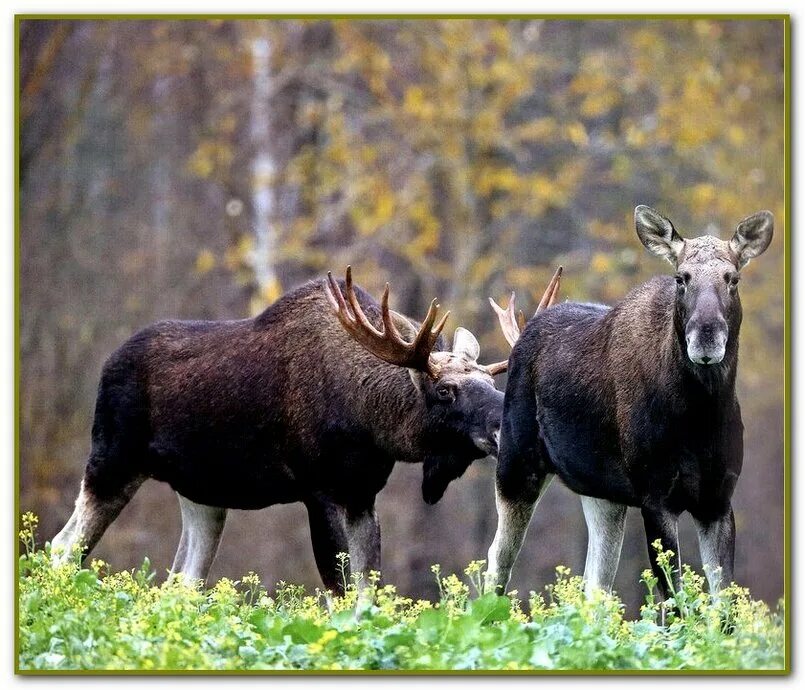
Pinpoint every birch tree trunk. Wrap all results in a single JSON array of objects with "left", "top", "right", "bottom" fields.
[
  {"left": 248, "top": 28, "right": 280, "bottom": 311},
  {"left": 150, "top": 73, "right": 172, "bottom": 303}
]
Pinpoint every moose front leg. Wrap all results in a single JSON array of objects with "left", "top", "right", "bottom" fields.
[
  {"left": 171, "top": 494, "right": 228, "bottom": 583},
  {"left": 693, "top": 506, "right": 735, "bottom": 593},
  {"left": 641, "top": 506, "right": 682, "bottom": 601},
  {"left": 305, "top": 496, "right": 350, "bottom": 594}
]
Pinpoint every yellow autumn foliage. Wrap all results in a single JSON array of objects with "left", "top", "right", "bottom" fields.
[{"left": 194, "top": 249, "right": 216, "bottom": 275}]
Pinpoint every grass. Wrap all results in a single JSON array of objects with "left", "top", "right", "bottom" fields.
[{"left": 17, "top": 513, "right": 785, "bottom": 672}]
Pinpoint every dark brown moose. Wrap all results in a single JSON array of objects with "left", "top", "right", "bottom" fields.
[{"left": 485, "top": 206, "right": 774, "bottom": 604}]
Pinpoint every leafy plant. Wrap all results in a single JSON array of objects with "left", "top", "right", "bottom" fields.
[{"left": 18, "top": 515, "right": 784, "bottom": 671}]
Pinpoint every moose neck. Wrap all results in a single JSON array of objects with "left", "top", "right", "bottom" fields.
[{"left": 357, "top": 364, "right": 432, "bottom": 463}]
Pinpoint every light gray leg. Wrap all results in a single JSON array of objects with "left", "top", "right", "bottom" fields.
[
  {"left": 345, "top": 507, "right": 380, "bottom": 578},
  {"left": 693, "top": 508, "right": 735, "bottom": 593},
  {"left": 171, "top": 520, "right": 189, "bottom": 575},
  {"left": 171, "top": 494, "right": 227, "bottom": 582},
  {"left": 485, "top": 474, "right": 554, "bottom": 593},
  {"left": 51, "top": 477, "right": 143, "bottom": 565},
  {"left": 580, "top": 495, "right": 627, "bottom": 596},
  {"left": 344, "top": 506, "right": 380, "bottom": 598}
]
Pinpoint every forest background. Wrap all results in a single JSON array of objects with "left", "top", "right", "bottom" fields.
[{"left": 19, "top": 18, "right": 785, "bottom": 614}]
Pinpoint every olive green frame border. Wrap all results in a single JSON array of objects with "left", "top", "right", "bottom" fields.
[{"left": 13, "top": 12, "right": 792, "bottom": 677}]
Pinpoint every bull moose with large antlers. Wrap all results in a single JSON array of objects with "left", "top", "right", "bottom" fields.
[
  {"left": 485, "top": 206, "right": 773, "bottom": 603},
  {"left": 51, "top": 267, "right": 560, "bottom": 592}
]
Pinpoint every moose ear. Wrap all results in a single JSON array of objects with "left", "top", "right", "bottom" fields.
[
  {"left": 421, "top": 455, "right": 473, "bottom": 505},
  {"left": 452, "top": 327, "right": 480, "bottom": 362},
  {"left": 389, "top": 309, "right": 419, "bottom": 342},
  {"left": 635, "top": 205, "right": 685, "bottom": 266},
  {"left": 729, "top": 211, "right": 774, "bottom": 268}
]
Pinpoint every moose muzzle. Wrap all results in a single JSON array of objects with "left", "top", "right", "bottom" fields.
[{"left": 685, "top": 314, "right": 728, "bottom": 365}]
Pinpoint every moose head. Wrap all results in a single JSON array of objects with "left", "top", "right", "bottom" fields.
[
  {"left": 635, "top": 205, "right": 773, "bottom": 367},
  {"left": 325, "top": 267, "right": 508, "bottom": 502}
]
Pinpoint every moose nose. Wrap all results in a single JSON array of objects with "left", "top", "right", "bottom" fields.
[
  {"left": 492, "top": 422, "right": 500, "bottom": 440},
  {"left": 487, "top": 418, "right": 502, "bottom": 446},
  {"left": 700, "top": 356, "right": 712, "bottom": 365}
]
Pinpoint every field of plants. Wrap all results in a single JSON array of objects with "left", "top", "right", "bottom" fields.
[{"left": 17, "top": 514, "right": 785, "bottom": 673}]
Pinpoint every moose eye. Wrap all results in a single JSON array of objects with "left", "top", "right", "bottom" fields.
[
  {"left": 436, "top": 385, "right": 454, "bottom": 401},
  {"left": 726, "top": 273, "right": 741, "bottom": 291},
  {"left": 674, "top": 272, "right": 690, "bottom": 289}
]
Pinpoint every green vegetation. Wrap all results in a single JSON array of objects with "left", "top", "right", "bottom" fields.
[{"left": 18, "top": 514, "right": 784, "bottom": 672}]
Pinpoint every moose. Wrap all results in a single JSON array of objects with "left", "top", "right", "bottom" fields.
[
  {"left": 485, "top": 206, "right": 774, "bottom": 603},
  {"left": 51, "top": 267, "right": 561, "bottom": 593}
]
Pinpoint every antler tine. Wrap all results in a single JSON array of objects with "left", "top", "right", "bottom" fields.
[
  {"left": 428, "top": 302, "right": 450, "bottom": 349},
  {"left": 485, "top": 360, "right": 509, "bottom": 376},
  {"left": 325, "top": 271, "right": 344, "bottom": 311},
  {"left": 416, "top": 298, "right": 438, "bottom": 342},
  {"left": 488, "top": 291, "right": 521, "bottom": 348},
  {"left": 485, "top": 268, "right": 563, "bottom": 376},
  {"left": 536, "top": 265, "right": 563, "bottom": 313},
  {"left": 546, "top": 268, "right": 562, "bottom": 307},
  {"left": 484, "top": 292, "right": 518, "bottom": 374},
  {"left": 379, "top": 282, "right": 406, "bottom": 344},
  {"left": 419, "top": 298, "right": 439, "bottom": 338},
  {"left": 487, "top": 292, "right": 511, "bottom": 319},
  {"left": 432, "top": 310, "right": 451, "bottom": 343},
  {"left": 410, "top": 298, "right": 450, "bottom": 356},
  {"left": 344, "top": 266, "right": 384, "bottom": 338}
]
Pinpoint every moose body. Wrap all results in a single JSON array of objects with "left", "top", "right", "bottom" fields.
[
  {"left": 486, "top": 206, "right": 773, "bottom": 600},
  {"left": 506, "top": 284, "right": 743, "bottom": 512},
  {"left": 52, "top": 271, "right": 508, "bottom": 592}
]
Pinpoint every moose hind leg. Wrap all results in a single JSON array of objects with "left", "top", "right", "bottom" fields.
[
  {"left": 486, "top": 361, "right": 554, "bottom": 595},
  {"left": 581, "top": 495, "right": 626, "bottom": 596},
  {"left": 171, "top": 495, "right": 227, "bottom": 582},
  {"left": 51, "top": 475, "right": 144, "bottom": 565},
  {"left": 486, "top": 474, "right": 553, "bottom": 594},
  {"left": 693, "top": 507, "right": 735, "bottom": 593}
]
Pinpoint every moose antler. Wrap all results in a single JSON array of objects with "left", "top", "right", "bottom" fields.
[
  {"left": 488, "top": 292, "right": 525, "bottom": 349},
  {"left": 485, "top": 266, "right": 563, "bottom": 374},
  {"left": 536, "top": 265, "right": 563, "bottom": 313},
  {"left": 325, "top": 266, "right": 450, "bottom": 378}
]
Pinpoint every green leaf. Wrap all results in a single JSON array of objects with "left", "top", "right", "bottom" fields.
[
  {"left": 282, "top": 619, "right": 323, "bottom": 645},
  {"left": 467, "top": 593, "right": 511, "bottom": 625}
]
